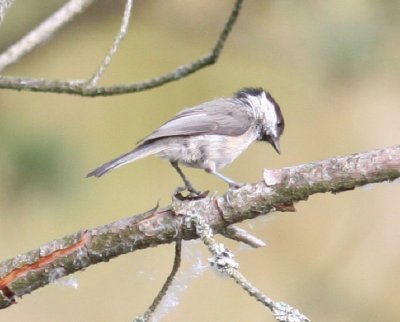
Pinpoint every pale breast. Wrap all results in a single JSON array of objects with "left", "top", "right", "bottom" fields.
[{"left": 155, "top": 128, "right": 258, "bottom": 170}]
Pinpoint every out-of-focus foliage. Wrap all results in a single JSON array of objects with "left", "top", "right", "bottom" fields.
[{"left": 0, "top": 121, "right": 74, "bottom": 203}]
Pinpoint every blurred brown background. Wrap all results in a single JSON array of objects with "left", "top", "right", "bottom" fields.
[{"left": 1, "top": 1, "right": 399, "bottom": 321}]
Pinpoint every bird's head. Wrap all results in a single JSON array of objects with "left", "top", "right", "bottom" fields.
[{"left": 235, "top": 87, "right": 285, "bottom": 154}]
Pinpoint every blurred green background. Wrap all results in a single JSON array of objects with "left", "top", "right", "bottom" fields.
[{"left": 1, "top": 1, "right": 399, "bottom": 321}]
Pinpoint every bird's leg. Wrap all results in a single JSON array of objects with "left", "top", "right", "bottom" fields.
[
  {"left": 205, "top": 166, "right": 244, "bottom": 189},
  {"left": 170, "top": 161, "right": 201, "bottom": 195}
]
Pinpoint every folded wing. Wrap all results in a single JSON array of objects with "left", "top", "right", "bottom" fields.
[{"left": 139, "top": 98, "right": 252, "bottom": 144}]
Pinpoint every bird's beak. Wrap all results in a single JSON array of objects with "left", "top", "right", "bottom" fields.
[{"left": 271, "top": 137, "right": 281, "bottom": 154}]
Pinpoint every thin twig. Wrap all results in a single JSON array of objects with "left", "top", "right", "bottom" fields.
[
  {"left": 134, "top": 239, "right": 182, "bottom": 322},
  {"left": 0, "top": 0, "right": 244, "bottom": 96},
  {"left": 86, "top": 0, "right": 133, "bottom": 87},
  {"left": 220, "top": 225, "right": 267, "bottom": 248},
  {"left": 185, "top": 211, "right": 310, "bottom": 322},
  {"left": 0, "top": 0, "right": 95, "bottom": 72}
]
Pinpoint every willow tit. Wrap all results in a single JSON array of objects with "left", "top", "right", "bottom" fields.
[{"left": 87, "top": 87, "right": 285, "bottom": 193}]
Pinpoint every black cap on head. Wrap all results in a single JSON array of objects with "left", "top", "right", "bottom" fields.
[{"left": 234, "top": 87, "right": 265, "bottom": 99}]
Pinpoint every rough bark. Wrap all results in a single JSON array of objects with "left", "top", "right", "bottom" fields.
[{"left": 0, "top": 145, "right": 399, "bottom": 309}]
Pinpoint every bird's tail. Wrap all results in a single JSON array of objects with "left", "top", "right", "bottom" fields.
[{"left": 86, "top": 143, "right": 162, "bottom": 178}]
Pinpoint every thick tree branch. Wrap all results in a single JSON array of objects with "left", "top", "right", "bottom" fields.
[
  {"left": 0, "top": 0, "right": 244, "bottom": 96},
  {"left": 0, "top": 145, "right": 399, "bottom": 309}
]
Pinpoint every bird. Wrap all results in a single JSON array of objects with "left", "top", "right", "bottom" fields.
[{"left": 87, "top": 87, "right": 285, "bottom": 194}]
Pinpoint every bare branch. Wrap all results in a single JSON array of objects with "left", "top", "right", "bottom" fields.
[
  {"left": 0, "top": 0, "right": 15, "bottom": 24},
  {"left": 0, "top": 145, "right": 399, "bottom": 309},
  {"left": 0, "top": 0, "right": 244, "bottom": 96},
  {"left": 186, "top": 210, "right": 310, "bottom": 322},
  {"left": 220, "top": 225, "right": 267, "bottom": 248},
  {"left": 134, "top": 239, "right": 182, "bottom": 322},
  {"left": 0, "top": 0, "right": 95, "bottom": 72},
  {"left": 86, "top": 0, "right": 133, "bottom": 87}
]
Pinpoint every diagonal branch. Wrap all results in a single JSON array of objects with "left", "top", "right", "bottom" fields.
[
  {"left": 0, "top": 0, "right": 244, "bottom": 96},
  {"left": 0, "top": 145, "right": 399, "bottom": 309},
  {"left": 0, "top": 0, "right": 15, "bottom": 24},
  {"left": 186, "top": 211, "right": 310, "bottom": 322},
  {"left": 134, "top": 239, "right": 182, "bottom": 322},
  {"left": 0, "top": 0, "right": 95, "bottom": 72},
  {"left": 85, "top": 0, "right": 133, "bottom": 87}
]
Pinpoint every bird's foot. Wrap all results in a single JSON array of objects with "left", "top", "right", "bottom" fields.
[
  {"left": 186, "top": 183, "right": 202, "bottom": 195},
  {"left": 228, "top": 181, "right": 245, "bottom": 189},
  {"left": 173, "top": 186, "right": 209, "bottom": 201}
]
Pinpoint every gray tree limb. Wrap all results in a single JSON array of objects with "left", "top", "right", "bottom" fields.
[
  {"left": 185, "top": 211, "right": 310, "bottom": 322},
  {"left": 0, "top": 0, "right": 15, "bottom": 24},
  {"left": 0, "top": 145, "right": 399, "bottom": 309},
  {"left": 0, "top": 0, "right": 244, "bottom": 96},
  {"left": 86, "top": 0, "right": 133, "bottom": 87},
  {"left": 0, "top": 0, "right": 95, "bottom": 71}
]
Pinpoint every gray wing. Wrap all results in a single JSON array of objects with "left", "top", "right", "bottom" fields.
[{"left": 139, "top": 98, "right": 252, "bottom": 144}]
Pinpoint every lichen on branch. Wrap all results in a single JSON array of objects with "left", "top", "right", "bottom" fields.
[{"left": 0, "top": 145, "right": 399, "bottom": 309}]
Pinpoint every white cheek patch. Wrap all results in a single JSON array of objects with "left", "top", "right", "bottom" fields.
[{"left": 260, "top": 91, "right": 278, "bottom": 135}]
